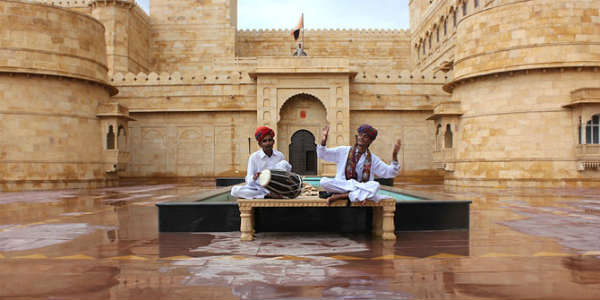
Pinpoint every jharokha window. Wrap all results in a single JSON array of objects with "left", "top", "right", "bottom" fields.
[
  {"left": 445, "top": 124, "right": 453, "bottom": 148},
  {"left": 107, "top": 125, "right": 115, "bottom": 150},
  {"left": 584, "top": 114, "right": 600, "bottom": 144}
]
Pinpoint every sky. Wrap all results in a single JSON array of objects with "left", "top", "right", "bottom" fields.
[{"left": 135, "top": 0, "right": 410, "bottom": 30}]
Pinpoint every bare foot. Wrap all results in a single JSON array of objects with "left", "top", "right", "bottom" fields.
[{"left": 326, "top": 193, "right": 349, "bottom": 205}]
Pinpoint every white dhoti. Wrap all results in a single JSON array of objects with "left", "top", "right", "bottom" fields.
[
  {"left": 320, "top": 177, "right": 390, "bottom": 203},
  {"left": 316, "top": 144, "right": 400, "bottom": 203},
  {"left": 231, "top": 184, "right": 270, "bottom": 199},
  {"left": 231, "top": 159, "right": 292, "bottom": 199}
]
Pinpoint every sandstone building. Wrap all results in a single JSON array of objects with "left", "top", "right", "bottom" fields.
[{"left": 0, "top": 0, "right": 599, "bottom": 191}]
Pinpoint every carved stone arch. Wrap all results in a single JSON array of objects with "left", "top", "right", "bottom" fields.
[
  {"left": 445, "top": 123, "right": 453, "bottom": 149},
  {"left": 278, "top": 92, "right": 328, "bottom": 116},
  {"left": 106, "top": 124, "right": 115, "bottom": 150}
]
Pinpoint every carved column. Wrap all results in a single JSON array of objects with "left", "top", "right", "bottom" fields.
[
  {"left": 239, "top": 205, "right": 255, "bottom": 241},
  {"left": 382, "top": 199, "right": 397, "bottom": 240}
]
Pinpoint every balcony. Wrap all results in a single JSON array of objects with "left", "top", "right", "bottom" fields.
[
  {"left": 432, "top": 148, "right": 455, "bottom": 171},
  {"left": 576, "top": 144, "right": 600, "bottom": 159},
  {"left": 576, "top": 144, "right": 600, "bottom": 171},
  {"left": 103, "top": 150, "right": 130, "bottom": 172}
]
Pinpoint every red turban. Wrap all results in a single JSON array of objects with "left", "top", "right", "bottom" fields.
[
  {"left": 357, "top": 124, "right": 378, "bottom": 140},
  {"left": 255, "top": 126, "right": 275, "bottom": 142}
]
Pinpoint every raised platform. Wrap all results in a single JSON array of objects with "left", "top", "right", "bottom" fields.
[
  {"left": 238, "top": 197, "right": 396, "bottom": 241},
  {"left": 156, "top": 184, "right": 471, "bottom": 233}
]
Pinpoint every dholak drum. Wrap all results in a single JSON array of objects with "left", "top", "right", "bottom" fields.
[{"left": 257, "top": 169, "right": 302, "bottom": 199}]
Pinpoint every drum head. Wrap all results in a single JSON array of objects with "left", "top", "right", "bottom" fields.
[{"left": 257, "top": 169, "right": 271, "bottom": 187}]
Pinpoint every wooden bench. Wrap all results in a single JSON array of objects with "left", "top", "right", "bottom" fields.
[{"left": 237, "top": 196, "right": 397, "bottom": 241}]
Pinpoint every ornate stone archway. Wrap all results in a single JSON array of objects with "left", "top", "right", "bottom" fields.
[
  {"left": 278, "top": 94, "right": 325, "bottom": 174},
  {"left": 251, "top": 57, "right": 356, "bottom": 175}
]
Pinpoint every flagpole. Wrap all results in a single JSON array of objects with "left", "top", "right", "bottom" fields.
[{"left": 301, "top": 13, "right": 304, "bottom": 51}]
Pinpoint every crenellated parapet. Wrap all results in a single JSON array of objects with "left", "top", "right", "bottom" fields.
[
  {"left": 109, "top": 69, "right": 449, "bottom": 86},
  {"left": 236, "top": 29, "right": 411, "bottom": 64},
  {"left": 109, "top": 71, "right": 255, "bottom": 86},
  {"left": 237, "top": 28, "right": 409, "bottom": 35},
  {"left": 25, "top": 0, "right": 94, "bottom": 7}
]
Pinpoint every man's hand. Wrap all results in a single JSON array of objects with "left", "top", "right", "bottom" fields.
[
  {"left": 253, "top": 172, "right": 260, "bottom": 181},
  {"left": 392, "top": 138, "right": 402, "bottom": 162},
  {"left": 321, "top": 125, "right": 329, "bottom": 146}
]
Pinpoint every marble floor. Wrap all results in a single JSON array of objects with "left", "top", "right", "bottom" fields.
[{"left": 0, "top": 180, "right": 599, "bottom": 299}]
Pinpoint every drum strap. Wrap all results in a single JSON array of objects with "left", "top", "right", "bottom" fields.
[{"left": 344, "top": 145, "right": 372, "bottom": 182}]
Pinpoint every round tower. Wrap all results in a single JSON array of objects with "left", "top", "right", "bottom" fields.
[
  {"left": 0, "top": 1, "right": 118, "bottom": 191},
  {"left": 445, "top": 0, "right": 600, "bottom": 187}
]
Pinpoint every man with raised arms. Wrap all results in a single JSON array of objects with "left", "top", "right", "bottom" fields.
[{"left": 317, "top": 124, "right": 402, "bottom": 205}]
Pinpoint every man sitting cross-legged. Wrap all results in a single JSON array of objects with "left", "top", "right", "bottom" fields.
[
  {"left": 317, "top": 124, "right": 402, "bottom": 205},
  {"left": 231, "top": 126, "right": 291, "bottom": 199}
]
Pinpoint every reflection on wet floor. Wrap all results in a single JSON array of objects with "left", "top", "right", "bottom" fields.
[{"left": 0, "top": 180, "right": 599, "bottom": 299}]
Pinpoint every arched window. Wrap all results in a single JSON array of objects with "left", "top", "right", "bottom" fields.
[
  {"left": 444, "top": 19, "right": 447, "bottom": 35},
  {"left": 474, "top": 0, "right": 479, "bottom": 8},
  {"left": 586, "top": 114, "right": 600, "bottom": 144},
  {"left": 428, "top": 34, "right": 432, "bottom": 50},
  {"left": 578, "top": 116, "right": 583, "bottom": 144},
  {"left": 453, "top": 9, "right": 457, "bottom": 27},
  {"left": 436, "top": 124, "right": 442, "bottom": 151},
  {"left": 423, "top": 40, "right": 426, "bottom": 55},
  {"left": 117, "top": 125, "right": 127, "bottom": 150},
  {"left": 106, "top": 125, "right": 115, "bottom": 150},
  {"left": 445, "top": 124, "right": 453, "bottom": 149},
  {"left": 436, "top": 26, "right": 440, "bottom": 43},
  {"left": 463, "top": 1, "right": 468, "bottom": 16}
]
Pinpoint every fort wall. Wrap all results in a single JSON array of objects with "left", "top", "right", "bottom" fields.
[
  {"left": 124, "top": 111, "right": 256, "bottom": 178},
  {"left": 236, "top": 29, "right": 411, "bottom": 70},
  {"left": 0, "top": 1, "right": 115, "bottom": 191},
  {"left": 444, "top": 0, "right": 600, "bottom": 187},
  {"left": 109, "top": 67, "right": 446, "bottom": 177},
  {"left": 449, "top": 69, "right": 600, "bottom": 187},
  {"left": 0, "top": 0, "right": 108, "bottom": 83},
  {"left": 454, "top": 0, "right": 600, "bottom": 81},
  {"left": 91, "top": 1, "right": 151, "bottom": 74},
  {"left": 149, "top": 0, "right": 237, "bottom": 72}
]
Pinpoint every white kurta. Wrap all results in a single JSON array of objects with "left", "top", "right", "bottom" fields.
[
  {"left": 231, "top": 149, "right": 291, "bottom": 199},
  {"left": 316, "top": 144, "right": 400, "bottom": 202}
]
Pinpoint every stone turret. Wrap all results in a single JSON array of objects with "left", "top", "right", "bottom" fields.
[
  {"left": 149, "top": 0, "right": 238, "bottom": 72},
  {"left": 0, "top": 0, "right": 126, "bottom": 191},
  {"left": 90, "top": 0, "right": 151, "bottom": 74},
  {"left": 444, "top": 0, "right": 600, "bottom": 187}
]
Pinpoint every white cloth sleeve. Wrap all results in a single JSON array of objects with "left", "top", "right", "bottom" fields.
[
  {"left": 274, "top": 160, "right": 292, "bottom": 172},
  {"left": 371, "top": 156, "right": 401, "bottom": 179},
  {"left": 316, "top": 144, "right": 341, "bottom": 163},
  {"left": 245, "top": 154, "right": 258, "bottom": 185}
]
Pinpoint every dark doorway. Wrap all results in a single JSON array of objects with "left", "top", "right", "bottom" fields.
[{"left": 289, "top": 130, "right": 317, "bottom": 175}]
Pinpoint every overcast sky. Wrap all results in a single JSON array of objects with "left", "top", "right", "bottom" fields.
[{"left": 135, "top": 0, "right": 410, "bottom": 30}]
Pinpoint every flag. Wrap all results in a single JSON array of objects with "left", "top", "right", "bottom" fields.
[{"left": 291, "top": 13, "right": 303, "bottom": 41}]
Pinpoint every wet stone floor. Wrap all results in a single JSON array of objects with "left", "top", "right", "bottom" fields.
[{"left": 0, "top": 180, "right": 599, "bottom": 299}]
